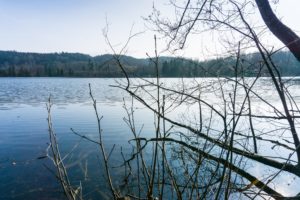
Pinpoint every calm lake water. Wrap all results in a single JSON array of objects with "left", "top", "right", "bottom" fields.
[
  {"left": 0, "top": 78, "right": 155, "bottom": 199},
  {"left": 1, "top": 77, "right": 300, "bottom": 199}
]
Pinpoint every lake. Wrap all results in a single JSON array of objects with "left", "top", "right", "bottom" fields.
[{"left": 1, "top": 77, "right": 300, "bottom": 199}]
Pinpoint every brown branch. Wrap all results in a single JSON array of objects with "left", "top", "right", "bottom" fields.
[
  {"left": 140, "top": 137, "right": 284, "bottom": 199},
  {"left": 255, "top": 0, "right": 300, "bottom": 61}
]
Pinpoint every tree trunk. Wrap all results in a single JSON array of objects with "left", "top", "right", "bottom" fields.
[{"left": 255, "top": 0, "right": 300, "bottom": 61}]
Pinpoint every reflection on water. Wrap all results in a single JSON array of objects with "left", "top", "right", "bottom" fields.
[
  {"left": 1, "top": 77, "right": 300, "bottom": 199},
  {"left": 0, "top": 77, "right": 129, "bottom": 105},
  {"left": 0, "top": 78, "right": 156, "bottom": 199}
]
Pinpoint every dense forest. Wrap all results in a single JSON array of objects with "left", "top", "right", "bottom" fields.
[{"left": 0, "top": 50, "right": 299, "bottom": 77}]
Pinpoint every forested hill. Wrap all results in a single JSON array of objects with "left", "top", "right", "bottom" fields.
[{"left": 0, "top": 50, "right": 300, "bottom": 77}]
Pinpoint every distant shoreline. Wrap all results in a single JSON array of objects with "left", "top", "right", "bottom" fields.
[{"left": 1, "top": 50, "right": 300, "bottom": 77}]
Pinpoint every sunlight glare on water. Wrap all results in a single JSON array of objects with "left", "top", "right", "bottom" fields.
[{"left": 1, "top": 77, "right": 300, "bottom": 199}]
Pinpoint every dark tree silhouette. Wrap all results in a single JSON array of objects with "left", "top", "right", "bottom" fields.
[
  {"left": 46, "top": 1, "right": 300, "bottom": 199},
  {"left": 255, "top": 0, "right": 300, "bottom": 61}
]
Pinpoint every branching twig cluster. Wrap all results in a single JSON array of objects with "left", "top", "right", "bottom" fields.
[{"left": 46, "top": 1, "right": 300, "bottom": 199}]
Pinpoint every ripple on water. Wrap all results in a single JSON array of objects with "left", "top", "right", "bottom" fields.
[{"left": 1, "top": 77, "right": 300, "bottom": 198}]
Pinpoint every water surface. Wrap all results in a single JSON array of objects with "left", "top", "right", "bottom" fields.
[{"left": 1, "top": 77, "right": 300, "bottom": 199}]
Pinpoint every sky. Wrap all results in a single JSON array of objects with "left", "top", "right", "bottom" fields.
[{"left": 0, "top": 0, "right": 299, "bottom": 59}]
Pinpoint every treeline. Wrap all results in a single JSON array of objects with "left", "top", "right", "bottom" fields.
[
  {"left": 0, "top": 50, "right": 299, "bottom": 77},
  {"left": 0, "top": 51, "right": 152, "bottom": 77}
]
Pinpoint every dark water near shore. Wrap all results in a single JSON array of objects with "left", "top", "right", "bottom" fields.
[
  {"left": 0, "top": 78, "right": 155, "bottom": 199},
  {"left": 1, "top": 77, "right": 300, "bottom": 199}
]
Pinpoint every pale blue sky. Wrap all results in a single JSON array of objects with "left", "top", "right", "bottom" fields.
[
  {"left": 0, "top": 0, "right": 299, "bottom": 59},
  {"left": 0, "top": 0, "right": 160, "bottom": 57}
]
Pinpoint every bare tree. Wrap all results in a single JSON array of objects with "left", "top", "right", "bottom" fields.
[
  {"left": 255, "top": 0, "right": 300, "bottom": 61},
  {"left": 119, "top": 0, "right": 300, "bottom": 199},
  {"left": 47, "top": 0, "right": 300, "bottom": 199}
]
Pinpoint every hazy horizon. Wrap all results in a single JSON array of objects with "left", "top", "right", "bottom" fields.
[{"left": 0, "top": 0, "right": 299, "bottom": 59}]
